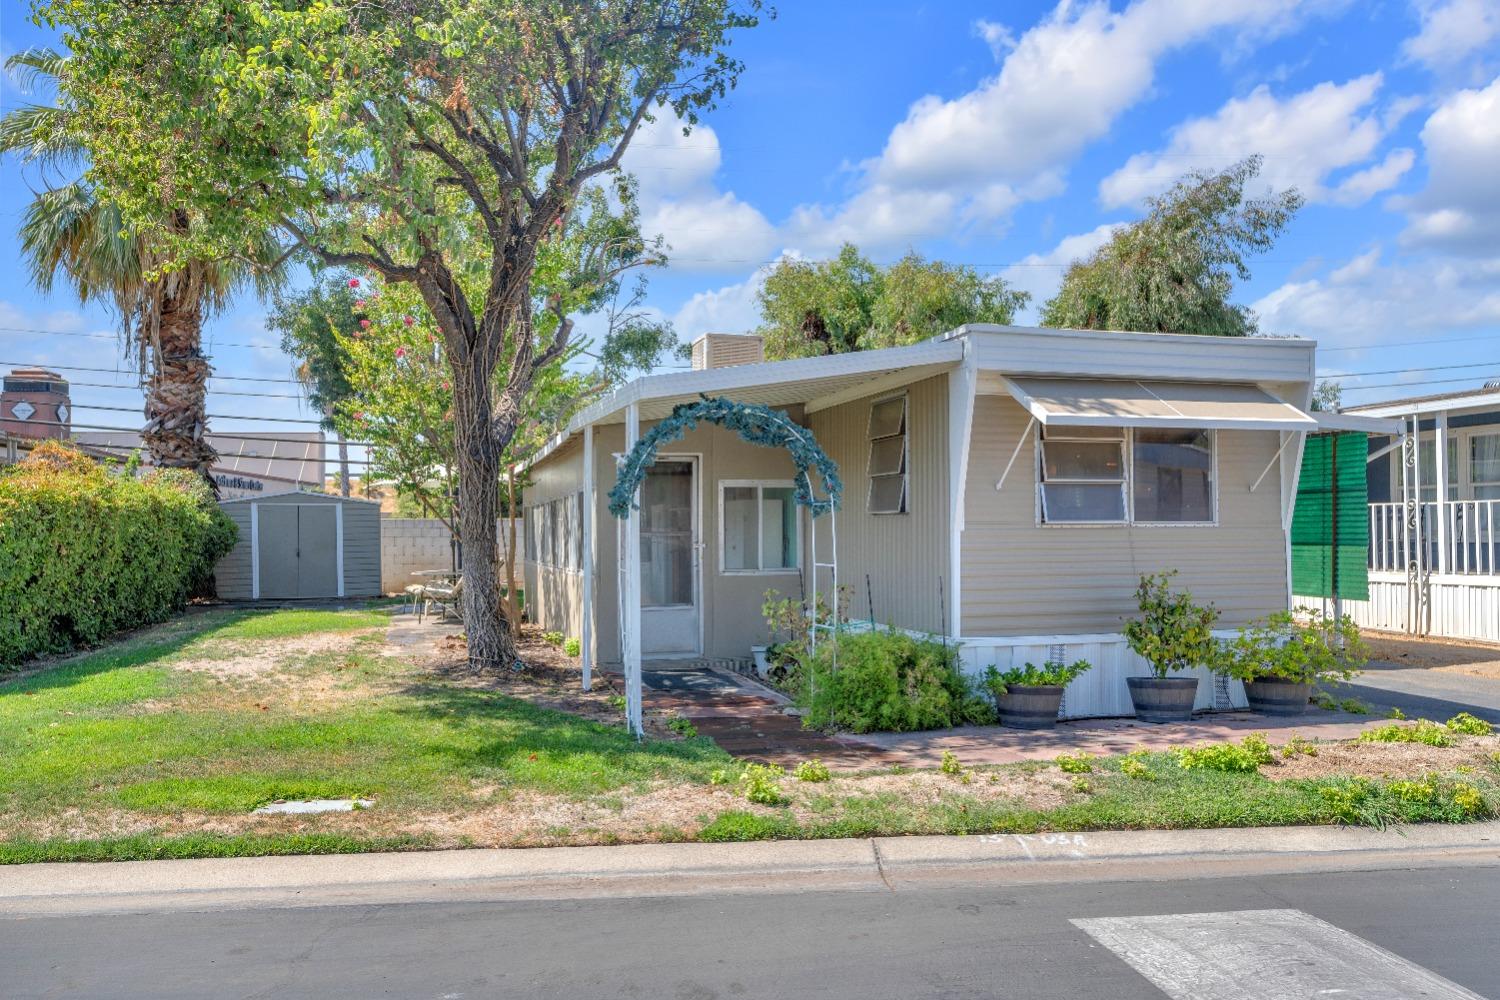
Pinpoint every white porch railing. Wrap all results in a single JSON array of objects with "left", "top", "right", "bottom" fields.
[{"left": 1369, "top": 499, "right": 1500, "bottom": 576}]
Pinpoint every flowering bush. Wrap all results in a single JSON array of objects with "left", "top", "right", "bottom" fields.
[
  {"left": 1217, "top": 608, "right": 1366, "bottom": 684},
  {"left": 0, "top": 443, "right": 236, "bottom": 665}
]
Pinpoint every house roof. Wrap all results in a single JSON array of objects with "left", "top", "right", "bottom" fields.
[
  {"left": 1344, "top": 385, "right": 1500, "bottom": 418},
  {"left": 528, "top": 324, "right": 1320, "bottom": 468}
]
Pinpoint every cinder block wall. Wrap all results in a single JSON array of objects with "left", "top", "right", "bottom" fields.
[{"left": 380, "top": 517, "right": 524, "bottom": 594}]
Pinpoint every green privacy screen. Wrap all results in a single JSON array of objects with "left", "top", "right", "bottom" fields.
[{"left": 1291, "top": 432, "right": 1370, "bottom": 600}]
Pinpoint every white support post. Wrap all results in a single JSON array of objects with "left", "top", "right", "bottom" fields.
[
  {"left": 1435, "top": 410, "right": 1449, "bottom": 575},
  {"left": 581, "top": 423, "right": 595, "bottom": 692},
  {"left": 947, "top": 342, "right": 977, "bottom": 639},
  {"left": 623, "top": 403, "right": 643, "bottom": 738},
  {"left": 250, "top": 503, "right": 260, "bottom": 600},
  {"left": 334, "top": 502, "right": 345, "bottom": 598}
]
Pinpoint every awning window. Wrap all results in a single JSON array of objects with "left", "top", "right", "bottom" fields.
[{"left": 1004, "top": 376, "right": 1316, "bottom": 432}]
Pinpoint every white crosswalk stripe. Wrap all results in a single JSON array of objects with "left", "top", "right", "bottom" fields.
[{"left": 1072, "top": 908, "right": 1488, "bottom": 1000}]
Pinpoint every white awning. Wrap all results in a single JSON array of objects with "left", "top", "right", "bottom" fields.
[
  {"left": 1003, "top": 376, "right": 1318, "bottom": 432},
  {"left": 1310, "top": 411, "right": 1403, "bottom": 435}
]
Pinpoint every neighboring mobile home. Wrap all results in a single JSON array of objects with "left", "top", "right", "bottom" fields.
[
  {"left": 1317, "top": 384, "right": 1500, "bottom": 642},
  {"left": 523, "top": 324, "right": 1361, "bottom": 722}
]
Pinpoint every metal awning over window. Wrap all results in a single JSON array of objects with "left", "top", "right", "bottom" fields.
[{"left": 1003, "top": 376, "right": 1317, "bottom": 432}]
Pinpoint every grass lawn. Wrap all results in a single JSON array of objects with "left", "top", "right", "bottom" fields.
[{"left": 2, "top": 608, "right": 1498, "bottom": 863}]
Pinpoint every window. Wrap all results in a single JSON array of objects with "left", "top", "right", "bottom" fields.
[
  {"left": 1133, "top": 429, "right": 1214, "bottom": 523},
  {"left": 1396, "top": 436, "right": 1459, "bottom": 501},
  {"left": 1473, "top": 433, "right": 1500, "bottom": 500},
  {"left": 1038, "top": 426, "right": 1218, "bottom": 525},
  {"left": 1039, "top": 427, "right": 1126, "bottom": 523},
  {"left": 720, "top": 481, "right": 799, "bottom": 573},
  {"left": 867, "top": 395, "right": 908, "bottom": 514}
]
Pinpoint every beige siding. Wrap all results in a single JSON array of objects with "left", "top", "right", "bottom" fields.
[
  {"left": 807, "top": 375, "right": 950, "bottom": 635},
  {"left": 961, "top": 394, "right": 1289, "bottom": 636},
  {"left": 213, "top": 504, "right": 255, "bottom": 600},
  {"left": 523, "top": 437, "right": 586, "bottom": 639}
]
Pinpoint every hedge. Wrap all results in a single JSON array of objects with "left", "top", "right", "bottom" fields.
[{"left": 0, "top": 442, "right": 237, "bottom": 666}]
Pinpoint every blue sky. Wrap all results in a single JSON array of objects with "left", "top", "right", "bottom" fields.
[{"left": 2, "top": 0, "right": 1499, "bottom": 452}]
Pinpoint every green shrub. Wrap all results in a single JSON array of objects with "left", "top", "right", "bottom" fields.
[
  {"left": 708, "top": 768, "right": 732, "bottom": 786},
  {"left": 542, "top": 631, "right": 564, "bottom": 647},
  {"left": 1358, "top": 720, "right": 1452, "bottom": 747},
  {"left": 983, "top": 658, "right": 1092, "bottom": 698},
  {"left": 739, "top": 763, "right": 787, "bottom": 805},
  {"left": 1446, "top": 712, "right": 1493, "bottom": 736},
  {"left": 0, "top": 443, "right": 237, "bottom": 666},
  {"left": 940, "top": 750, "right": 963, "bottom": 775},
  {"left": 1123, "top": 571, "right": 1220, "bottom": 678},
  {"left": 794, "top": 759, "right": 831, "bottom": 782},
  {"left": 1119, "top": 752, "right": 1157, "bottom": 781},
  {"left": 796, "top": 630, "right": 984, "bottom": 733},
  {"left": 1217, "top": 608, "right": 1366, "bottom": 684},
  {"left": 1056, "top": 753, "right": 1093, "bottom": 774},
  {"left": 666, "top": 717, "right": 698, "bottom": 739},
  {"left": 1174, "top": 734, "right": 1273, "bottom": 773},
  {"left": 562, "top": 637, "right": 581, "bottom": 657}
]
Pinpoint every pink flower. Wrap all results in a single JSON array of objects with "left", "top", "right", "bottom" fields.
[
  {"left": 403, "top": 315, "right": 414, "bottom": 327},
  {"left": 348, "top": 278, "right": 360, "bottom": 288},
  {"left": 442, "top": 381, "right": 451, "bottom": 390},
  {"left": 395, "top": 347, "right": 407, "bottom": 359},
  {"left": 353, "top": 411, "right": 365, "bottom": 421},
  {"left": 355, "top": 299, "right": 366, "bottom": 309},
  {"left": 359, "top": 318, "right": 371, "bottom": 329}
]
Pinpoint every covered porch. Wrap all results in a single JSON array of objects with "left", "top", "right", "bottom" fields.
[{"left": 1345, "top": 387, "right": 1500, "bottom": 641}]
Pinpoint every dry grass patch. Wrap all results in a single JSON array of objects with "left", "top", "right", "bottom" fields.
[{"left": 1263, "top": 734, "right": 1500, "bottom": 782}]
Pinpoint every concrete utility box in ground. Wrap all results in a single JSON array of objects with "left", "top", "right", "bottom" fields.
[{"left": 215, "top": 490, "right": 382, "bottom": 600}]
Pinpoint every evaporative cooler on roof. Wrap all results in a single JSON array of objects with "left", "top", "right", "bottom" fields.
[{"left": 1291, "top": 432, "right": 1370, "bottom": 601}]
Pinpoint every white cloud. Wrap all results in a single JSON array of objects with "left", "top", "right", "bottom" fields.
[
  {"left": 623, "top": 109, "right": 776, "bottom": 272},
  {"left": 1252, "top": 247, "right": 1500, "bottom": 346},
  {"left": 1099, "top": 75, "right": 1414, "bottom": 208},
  {"left": 668, "top": 265, "right": 776, "bottom": 339},
  {"left": 1402, "top": 0, "right": 1500, "bottom": 73},
  {"left": 1000, "top": 223, "right": 1126, "bottom": 321},
  {"left": 1399, "top": 74, "right": 1500, "bottom": 254},
  {"left": 873, "top": 0, "right": 1315, "bottom": 194}
]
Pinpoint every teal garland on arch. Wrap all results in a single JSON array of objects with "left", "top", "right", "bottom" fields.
[{"left": 608, "top": 396, "right": 842, "bottom": 519}]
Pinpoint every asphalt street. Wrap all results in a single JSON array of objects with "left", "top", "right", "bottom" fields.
[
  {"left": 7, "top": 862, "right": 1499, "bottom": 999},
  {"left": 1337, "top": 657, "right": 1500, "bottom": 723}
]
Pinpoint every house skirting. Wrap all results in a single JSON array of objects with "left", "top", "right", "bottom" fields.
[
  {"left": 956, "top": 632, "right": 1248, "bottom": 721},
  {"left": 1297, "top": 572, "right": 1500, "bottom": 644}
]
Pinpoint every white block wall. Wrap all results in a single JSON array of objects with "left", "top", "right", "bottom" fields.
[{"left": 380, "top": 517, "right": 525, "bottom": 595}]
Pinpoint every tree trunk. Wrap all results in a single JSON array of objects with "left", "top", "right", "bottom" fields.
[
  {"left": 451, "top": 358, "right": 518, "bottom": 671},
  {"left": 334, "top": 419, "right": 351, "bottom": 498},
  {"left": 141, "top": 272, "right": 218, "bottom": 481}
]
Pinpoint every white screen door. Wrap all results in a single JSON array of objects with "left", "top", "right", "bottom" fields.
[{"left": 639, "top": 458, "right": 700, "bottom": 656}]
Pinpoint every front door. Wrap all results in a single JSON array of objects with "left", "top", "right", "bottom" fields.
[{"left": 639, "top": 458, "right": 700, "bottom": 656}]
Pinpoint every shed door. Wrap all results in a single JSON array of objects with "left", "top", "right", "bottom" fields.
[
  {"left": 255, "top": 504, "right": 341, "bottom": 600},
  {"left": 258, "top": 505, "right": 301, "bottom": 599},
  {"left": 297, "top": 506, "right": 339, "bottom": 597}
]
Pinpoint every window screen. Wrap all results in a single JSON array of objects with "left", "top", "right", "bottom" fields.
[
  {"left": 722, "top": 483, "right": 798, "bottom": 572},
  {"left": 1133, "top": 429, "right": 1215, "bottom": 523},
  {"left": 1039, "top": 428, "right": 1126, "bottom": 523},
  {"left": 867, "top": 396, "right": 908, "bottom": 514}
]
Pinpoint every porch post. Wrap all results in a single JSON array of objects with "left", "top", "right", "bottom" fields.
[
  {"left": 1435, "top": 410, "right": 1449, "bottom": 575},
  {"left": 581, "top": 423, "right": 594, "bottom": 692},
  {"left": 946, "top": 340, "right": 977, "bottom": 640},
  {"left": 623, "top": 403, "right": 644, "bottom": 737}
]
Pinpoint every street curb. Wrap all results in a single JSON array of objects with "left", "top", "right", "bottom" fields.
[{"left": 3, "top": 820, "right": 1500, "bottom": 917}]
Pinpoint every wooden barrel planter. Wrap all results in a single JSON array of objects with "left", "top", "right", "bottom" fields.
[
  {"left": 1126, "top": 676, "right": 1199, "bottom": 724},
  {"left": 996, "top": 685, "right": 1065, "bottom": 729},
  {"left": 1244, "top": 678, "right": 1314, "bottom": 716}
]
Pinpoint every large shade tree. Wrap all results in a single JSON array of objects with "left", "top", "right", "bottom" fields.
[
  {"left": 39, "top": 0, "right": 763, "bottom": 667},
  {"left": 756, "top": 244, "right": 1029, "bottom": 360},
  {"left": 0, "top": 47, "right": 281, "bottom": 477},
  {"left": 1041, "top": 156, "right": 1303, "bottom": 336}
]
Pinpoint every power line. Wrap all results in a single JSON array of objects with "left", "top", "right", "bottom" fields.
[
  {"left": 1320, "top": 359, "right": 1500, "bottom": 380},
  {"left": 69, "top": 401, "right": 330, "bottom": 425},
  {"left": 60, "top": 380, "right": 310, "bottom": 400},
  {"left": 11, "top": 414, "right": 372, "bottom": 448},
  {"left": 1341, "top": 374, "right": 1499, "bottom": 394},
  {"left": 1317, "top": 333, "right": 1500, "bottom": 354},
  {"left": 67, "top": 437, "right": 382, "bottom": 468},
  {"left": 0, "top": 359, "right": 308, "bottom": 384}
]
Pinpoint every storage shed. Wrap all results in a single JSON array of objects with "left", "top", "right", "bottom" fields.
[{"left": 214, "top": 490, "right": 382, "bottom": 601}]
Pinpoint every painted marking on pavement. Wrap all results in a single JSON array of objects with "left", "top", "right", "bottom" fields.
[{"left": 1071, "top": 908, "right": 1487, "bottom": 1000}]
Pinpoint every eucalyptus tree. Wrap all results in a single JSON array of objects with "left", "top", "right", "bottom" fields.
[
  {"left": 0, "top": 47, "right": 280, "bottom": 478},
  {"left": 39, "top": 0, "right": 762, "bottom": 666}
]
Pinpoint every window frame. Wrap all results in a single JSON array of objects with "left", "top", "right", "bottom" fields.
[
  {"left": 718, "top": 479, "right": 802, "bottom": 576},
  {"left": 866, "top": 392, "right": 910, "bottom": 516},
  {"left": 1472, "top": 431, "right": 1500, "bottom": 500},
  {"left": 1035, "top": 425, "right": 1219, "bottom": 528}
]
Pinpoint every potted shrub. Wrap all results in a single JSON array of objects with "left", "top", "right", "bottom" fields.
[
  {"left": 1122, "top": 572, "right": 1220, "bottom": 723},
  {"left": 984, "top": 659, "right": 1092, "bottom": 729},
  {"left": 1218, "top": 608, "right": 1367, "bottom": 715}
]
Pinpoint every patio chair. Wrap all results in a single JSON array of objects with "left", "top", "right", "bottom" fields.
[
  {"left": 401, "top": 584, "right": 426, "bottom": 616},
  {"left": 422, "top": 576, "right": 464, "bottom": 623}
]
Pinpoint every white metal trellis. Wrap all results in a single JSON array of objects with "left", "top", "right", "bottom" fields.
[{"left": 807, "top": 499, "right": 840, "bottom": 669}]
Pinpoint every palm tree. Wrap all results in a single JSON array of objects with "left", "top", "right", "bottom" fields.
[{"left": 0, "top": 48, "right": 281, "bottom": 479}]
